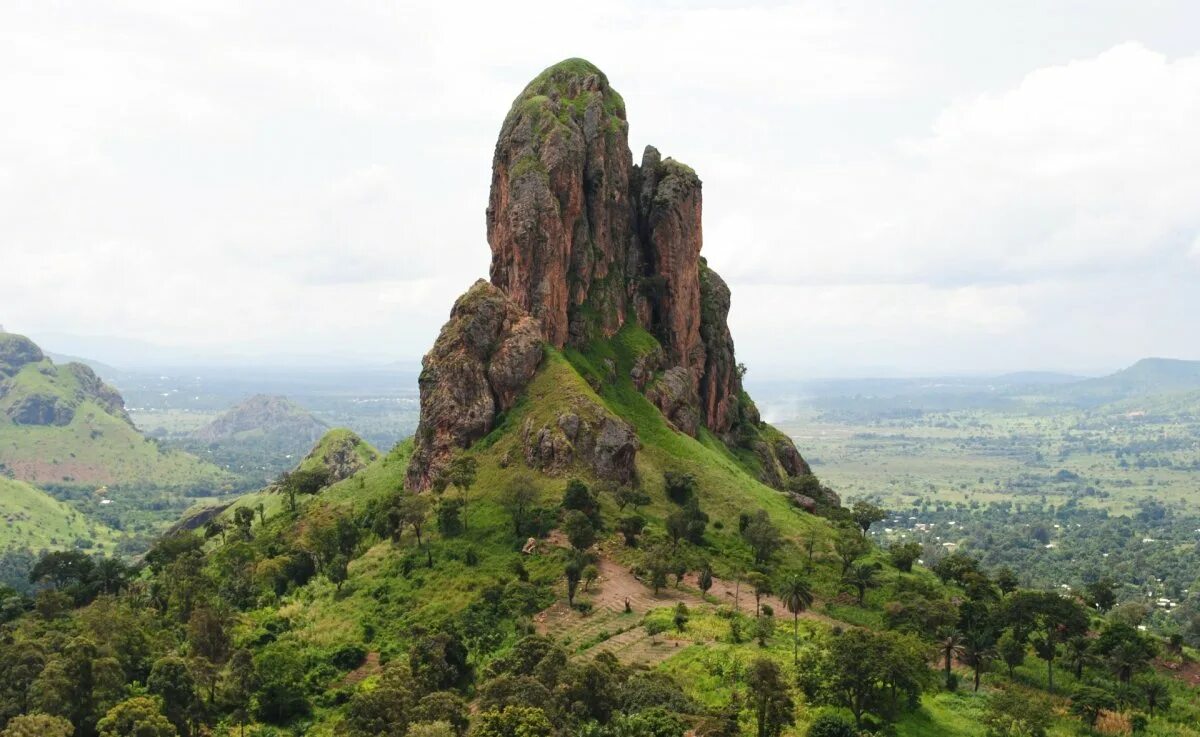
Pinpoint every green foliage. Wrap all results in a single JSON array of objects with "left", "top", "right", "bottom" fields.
[
  {"left": 806, "top": 714, "right": 856, "bottom": 737},
  {"left": 96, "top": 697, "right": 177, "bottom": 737},
  {"left": 981, "top": 688, "right": 1052, "bottom": 737}
]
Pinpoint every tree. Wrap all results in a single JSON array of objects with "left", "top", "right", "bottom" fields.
[
  {"left": 843, "top": 562, "right": 879, "bottom": 606},
  {"left": 501, "top": 474, "right": 539, "bottom": 536},
  {"left": 805, "top": 715, "right": 855, "bottom": 737},
  {"left": 959, "top": 599, "right": 997, "bottom": 692},
  {"left": 851, "top": 501, "right": 886, "bottom": 535},
  {"left": 746, "top": 573, "right": 771, "bottom": 617},
  {"left": 562, "top": 479, "right": 599, "bottom": 524},
  {"left": 0, "top": 714, "right": 73, "bottom": 737},
  {"left": 616, "top": 514, "right": 646, "bottom": 547},
  {"left": 148, "top": 655, "right": 197, "bottom": 736},
  {"left": 754, "top": 611, "right": 775, "bottom": 647},
  {"left": 232, "top": 506, "right": 256, "bottom": 539},
  {"left": 93, "top": 557, "right": 131, "bottom": 596},
  {"left": 996, "top": 630, "right": 1025, "bottom": 678},
  {"left": 888, "top": 541, "right": 922, "bottom": 573},
  {"left": 254, "top": 643, "right": 309, "bottom": 724},
  {"left": 1063, "top": 636, "right": 1095, "bottom": 680},
  {"left": 823, "top": 630, "right": 931, "bottom": 727},
  {"left": 747, "top": 658, "right": 793, "bottom": 737},
  {"left": 582, "top": 564, "right": 599, "bottom": 593},
  {"left": 411, "top": 691, "right": 469, "bottom": 736},
  {"left": 1069, "top": 686, "right": 1114, "bottom": 727},
  {"left": 398, "top": 494, "right": 432, "bottom": 546},
  {"left": 1137, "top": 675, "right": 1171, "bottom": 717},
  {"left": 673, "top": 602, "right": 690, "bottom": 632},
  {"left": 328, "top": 554, "right": 349, "bottom": 591},
  {"left": 982, "top": 689, "right": 1051, "bottom": 737},
  {"left": 780, "top": 575, "right": 814, "bottom": 665},
  {"left": 614, "top": 487, "right": 650, "bottom": 512},
  {"left": 742, "top": 511, "right": 782, "bottom": 564},
  {"left": 565, "top": 558, "right": 583, "bottom": 607},
  {"left": 993, "top": 567, "right": 1019, "bottom": 595},
  {"left": 1093, "top": 622, "right": 1157, "bottom": 685},
  {"left": 471, "top": 706, "right": 554, "bottom": 737},
  {"left": 643, "top": 545, "right": 671, "bottom": 595},
  {"left": 833, "top": 529, "right": 869, "bottom": 574},
  {"left": 937, "top": 632, "right": 964, "bottom": 690},
  {"left": 278, "top": 467, "right": 331, "bottom": 512},
  {"left": 409, "top": 631, "right": 470, "bottom": 694},
  {"left": 1085, "top": 577, "right": 1117, "bottom": 613},
  {"left": 663, "top": 471, "right": 697, "bottom": 504},
  {"left": 563, "top": 511, "right": 596, "bottom": 551},
  {"left": 698, "top": 564, "right": 713, "bottom": 596},
  {"left": 96, "top": 696, "right": 177, "bottom": 737},
  {"left": 29, "top": 550, "right": 94, "bottom": 590},
  {"left": 439, "top": 456, "right": 477, "bottom": 530},
  {"left": 1008, "top": 591, "right": 1088, "bottom": 693},
  {"left": 436, "top": 498, "right": 464, "bottom": 538}
]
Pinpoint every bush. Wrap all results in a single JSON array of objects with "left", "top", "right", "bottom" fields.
[
  {"left": 330, "top": 643, "right": 367, "bottom": 670},
  {"left": 807, "top": 713, "right": 856, "bottom": 737}
]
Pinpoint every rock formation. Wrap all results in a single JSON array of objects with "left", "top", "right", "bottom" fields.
[
  {"left": 0, "top": 331, "right": 132, "bottom": 427},
  {"left": 407, "top": 59, "right": 814, "bottom": 493},
  {"left": 406, "top": 281, "right": 543, "bottom": 490}
]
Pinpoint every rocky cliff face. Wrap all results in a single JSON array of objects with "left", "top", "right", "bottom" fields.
[
  {"left": 408, "top": 59, "right": 812, "bottom": 492},
  {"left": 406, "top": 281, "right": 543, "bottom": 491}
]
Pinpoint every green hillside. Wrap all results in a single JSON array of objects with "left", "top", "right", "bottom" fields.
[
  {"left": 0, "top": 331, "right": 237, "bottom": 544},
  {"left": 0, "top": 476, "right": 119, "bottom": 553}
]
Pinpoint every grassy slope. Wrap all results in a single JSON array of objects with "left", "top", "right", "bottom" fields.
[
  {"left": 0, "top": 476, "right": 119, "bottom": 553},
  {"left": 202, "top": 330, "right": 1200, "bottom": 736},
  {"left": 0, "top": 361, "right": 232, "bottom": 491}
]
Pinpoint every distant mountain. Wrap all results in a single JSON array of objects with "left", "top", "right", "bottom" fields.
[
  {"left": 191, "top": 394, "right": 327, "bottom": 445},
  {"left": 1059, "top": 357, "right": 1200, "bottom": 405}
]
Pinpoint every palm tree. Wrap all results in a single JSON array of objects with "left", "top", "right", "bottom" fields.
[
  {"left": 842, "top": 562, "right": 879, "bottom": 605},
  {"left": 1140, "top": 676, "right": 1171, "bottom": 717},
  {"left": 937, "top": 631, "right": 965, "bottom": 689},
  {"left": 1109, "top": 640, "right": 1148, "bottom": 685},
  {"left": 962, "top": 638, "right": 996, "bottom": 692},
  {"left": 1065, "top": 636, "right": 1096, "bottom": 680},
  {"left": 780, "top": 575, "right": 814, "bottom": 665}
]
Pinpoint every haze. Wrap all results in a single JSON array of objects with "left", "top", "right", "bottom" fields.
[{"left": 2, "top": 1, "right": 1199, "bottom": 377}]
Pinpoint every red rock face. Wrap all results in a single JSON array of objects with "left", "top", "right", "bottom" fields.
[
  {"left": 485, "top": 61, "right": 747, "bottom": 443},
  {"left": 487, "top": 62, "right": 634, "bottom": 348},
  {"left": 405, "top": 281, "right": 543, "bottom": 491},
  {"left": 407, "top": 59, "right": 816, "bottom": 495}
]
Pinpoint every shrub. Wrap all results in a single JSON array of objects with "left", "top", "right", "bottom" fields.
[{"left": 807, "top": 713, "right": 856, "bottom": 737}]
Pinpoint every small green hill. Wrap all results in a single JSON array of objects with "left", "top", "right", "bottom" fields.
[
  {"left": 0, "top": 476, "right": 119, "bottom": 553},
  {"left": 0, "top": 330, "right": 231, "bottom": 492}
]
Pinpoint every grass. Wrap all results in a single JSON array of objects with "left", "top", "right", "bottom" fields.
[{"left": 0, "top": 476, "right": 120, "bottom": 553}]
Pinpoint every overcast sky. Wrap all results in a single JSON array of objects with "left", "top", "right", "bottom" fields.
[{"left": 2, "top": 1, "right": 1198, "bottom": 376}]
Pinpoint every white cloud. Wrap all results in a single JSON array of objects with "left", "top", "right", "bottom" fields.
[{"left": 0, "top": 3, "right": 1197, "bottom": 373}]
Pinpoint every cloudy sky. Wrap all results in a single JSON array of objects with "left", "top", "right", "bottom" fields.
[{"left": 2, "top": 1, "right": 1198, "bottom": 376}]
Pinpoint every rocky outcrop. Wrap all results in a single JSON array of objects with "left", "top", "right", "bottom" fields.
[
  {"left": 487, "top": 59, "right": 636, "bottom": 349},
  {"left": 0, "top": 333, "right": 43, "bottom": 377},
  {"left": 697, "top": 261, "right": 740, "bottom": 437},
  {"left": 521, "top": 409, "right": 639, "bottom": 485},
  {"left": 483, "top": 60, "right": 756, "bottom": 445},
  {"left": 5, "top": 393, "right": 74, "bottom": 426},
  {"left": 407, "top": 58, "right": 818, "bottom": 498},
  {"left": 65, "top": 363, "right": 132, "bottom": 425},
  {"left": 406, "top": 281, "right": 544, "bottom": 491},
  {"left": 302, "top": 430, "right": 379, "bottom": 483},
  {"left": 0, "top": 334, "right": 132, "bottom": 428}
]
